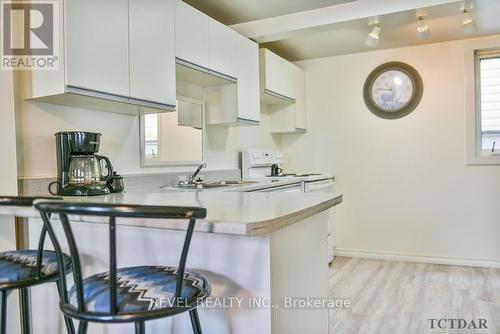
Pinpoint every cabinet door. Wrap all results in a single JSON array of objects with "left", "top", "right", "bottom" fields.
[
  {"left": 261, "top": 49, "right": 283, "bottom": 96},
  {"left": 65, "top": 0, "right": 129, "bottom": 97},
  {"left": 209, "top": 18, "right": 238, "bottom": 78},
  {"left": 174, "top": 0, "right": 210, "bottom": 68},
  {"left": 236, "top": 35, "right": 260, "bottom": 123},
  {"left": 293, "top": 66, "right": 307, "bottom": 130},
  {"left": 282, "top": 61, "right": 296, "bottom": 100},
  {"left": 129, "top": 0, "right": 176, "bottom": 107}
]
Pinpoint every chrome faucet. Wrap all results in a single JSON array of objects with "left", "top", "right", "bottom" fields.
[{"left": 187, "top": 163, "right": 206, "bottom": 184}]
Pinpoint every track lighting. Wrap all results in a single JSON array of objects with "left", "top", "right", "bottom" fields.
[
  {"left": 462, "top": 6, "right": 475, "bottom": 34},
  {"left": 416, "top": 16, "right": 430, "bottom": 40},
  {"left": 366, "top": 24, "right": 382, "bottom": 48}
]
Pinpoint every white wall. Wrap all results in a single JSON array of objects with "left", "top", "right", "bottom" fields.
[
  {"left": 0, "top": 69, "right": 18, "bottom": 250},
  {"left": 282, "top": 35, "right": 500, "bottom": 266},
  {"left": 17, "top": 97, "right": 280, "bottom": 178},
  {"left": 0, "top": 69, "right": 21, "bottom": 334}
]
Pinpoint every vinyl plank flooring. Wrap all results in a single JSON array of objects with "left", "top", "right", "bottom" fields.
[{"left": 329, "top": 257, "right": 500, "bottom": 334}]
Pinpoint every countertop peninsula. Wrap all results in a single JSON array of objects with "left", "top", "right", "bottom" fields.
[{"left": 0, "top": 190, "right": 343, "bottom": 236}]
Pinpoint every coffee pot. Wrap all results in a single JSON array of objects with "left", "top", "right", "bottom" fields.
[
  {"left": 68, "top": 155, "right": 113, "bottom": 186},
  {"left": 50, "top": 132, "right": 114, "bottom": 196}
]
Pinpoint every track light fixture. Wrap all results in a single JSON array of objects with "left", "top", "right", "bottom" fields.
[
  {"left": 416, "top": 16, "right": 430, "bottom": 40},
  {"left": 366, "top": 22, "right": 382, "bottom": 48},
  {"left": 461, "top": 2, "right": 475, "bottom": 35}
]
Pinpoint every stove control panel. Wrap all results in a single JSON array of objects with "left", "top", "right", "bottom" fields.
[{"left": 241, "top": 149, "right": 284, "bottom": 178}]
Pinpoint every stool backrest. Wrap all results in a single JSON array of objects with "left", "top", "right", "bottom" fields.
[
  {"left": 0, "top": 196, "right": 61, "bottom": 281},
  {"left": 34, "top": 201, "right": 207, "bottom": 316}
]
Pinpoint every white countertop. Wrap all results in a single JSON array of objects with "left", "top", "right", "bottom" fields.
[{"left": 0, "top": 190, "right": 343, "bottom": 236}]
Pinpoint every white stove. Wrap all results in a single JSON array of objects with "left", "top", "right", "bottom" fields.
[{"left": 241, "top": 148, "right": 334, "bottom": 187}]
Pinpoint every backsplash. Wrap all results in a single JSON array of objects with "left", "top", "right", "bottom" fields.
[{"left": 18, "top": 169, "right": 241, "bottom": 196}]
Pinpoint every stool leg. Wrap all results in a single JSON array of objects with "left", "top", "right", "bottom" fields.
[
  {"left": 134, "top": 321, "right": 145, "bottom": 334},
  {"left": 77, "top": 321, "right": 88, "bottom": 334},
  {"left": 189, "top": 309, "right": 202, "bottom": 334},
  {"left": 0, "top": 291, "right": 7, "bottom": 334},
  {"left": 56, "top": 280, "right": 76, "bottom": 334},
  {"left": 19, "top": 288, "right": 31, "bottom": 334}
]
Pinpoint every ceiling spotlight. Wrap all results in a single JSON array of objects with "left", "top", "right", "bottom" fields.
[
  {"left": 462, "top": 8, "right": 475, "bottom": 34},
  {"left": 416, "top": 16, "right": 430, "bottom": 40},
  {"left": 366, "top": 24, "right": 382, "bottom": 48}
]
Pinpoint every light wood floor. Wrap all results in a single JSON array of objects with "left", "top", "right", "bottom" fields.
[{"left": 329, "top": 257, "right": 500, "bottom": 334}]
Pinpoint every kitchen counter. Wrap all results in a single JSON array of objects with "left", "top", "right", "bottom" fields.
[
  {"left": 1, "top": 188, "right": 342, "bottom": 334},
  {"left": 0, "top": 190, "right": 342, "bottom": 236}
]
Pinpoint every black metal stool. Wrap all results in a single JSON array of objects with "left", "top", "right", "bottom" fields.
[
  {"left": 34, "top": 201, "right": 211, "bottom": 334},
  {"left": 0, "top": 196, "right": 75, "bottom": 334}
]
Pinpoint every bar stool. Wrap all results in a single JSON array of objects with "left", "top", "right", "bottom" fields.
[
  {"left": 34, "top": 201, "right": 211, "bottom": 334},
  {"left": 0, "top": 196, "right": 75, "bottom": 334}
]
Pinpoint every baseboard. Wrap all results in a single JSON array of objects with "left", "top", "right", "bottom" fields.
[{"left": 334, "top": 248, "right": 500, "bottom": 269}]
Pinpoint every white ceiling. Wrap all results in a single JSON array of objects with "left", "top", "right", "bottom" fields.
[
  {"left": 184, "top": 0, "right": 500, "bottom": 60},
  {"left": 184, "top": 0, "right": 355, "bottom": 25},
  {"left": 261, "top": 0, "right": 500, "bottom": 60}
]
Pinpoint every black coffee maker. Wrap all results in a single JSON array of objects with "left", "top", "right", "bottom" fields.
[{"left": 49, "top": 131, "right": 113, "bottom": 196}]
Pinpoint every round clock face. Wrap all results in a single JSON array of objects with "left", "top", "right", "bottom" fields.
[
  {"left": 363, "top": 62, "right": 423, "bottom": 119},
  {"left": 370, "top": 70, "right": 414, "bottom": 112}
]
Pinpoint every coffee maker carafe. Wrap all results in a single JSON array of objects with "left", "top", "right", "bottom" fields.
[{"left": 50, "top": 131, "right": 113, "bottom": 196}]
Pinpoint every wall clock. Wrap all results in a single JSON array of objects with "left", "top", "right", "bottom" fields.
[{"left": 363, "top": 62, "right": 423, "bottom": 119}]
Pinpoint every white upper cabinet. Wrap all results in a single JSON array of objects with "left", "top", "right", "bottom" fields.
[
  {"left": 209, "top": 18, "right": 238, "bottom": 78},
  {"left": 129, "top": 0, "right": 176, "bottom": 108},
  {"left": 260, "top": 49, "right": 284, "bottom": 97},
  {"left": 174, "top": 0, "right": 210, "bottom": 69},
  {"left": 66, "top": 0, "right": 129, "bottom": 97},
  {"left": 204, "top": 34, "right": 260, "bottom": 125},
  {"left": 292, "top": 65, "right": 307, "bottom": 130},
  {"left": 281, "top": 61, "right": 296, "bottom": 101},
  {"left": 260, "top": 48, "right": 307, "bottom": 133},
  {"left": 236, "top": 35, "right": 260, "bottom": 123},
  {"left": 25, "top": 0, "right": 177, "bottom": 114},
  {"left": 25, "top": 0, "right": 259, "bottom": 120}
]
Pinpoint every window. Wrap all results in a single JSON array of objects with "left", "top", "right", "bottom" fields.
[
  {"left": 143, "top": 113, "right": 160, "bottom": 160},
  {"left": 476, "top": 50, "right": 500, "bottom": 154},
  {"left": 140, "top": 96, "right": 204, "bottom": 166}
]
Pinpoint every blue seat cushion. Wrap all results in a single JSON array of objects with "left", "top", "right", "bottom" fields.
[
  {"left": 0, "top": 250, "right": 70, "bottom": 284},
  {"left": 68, "top": 266, "right": 210, "bottom": 314}
]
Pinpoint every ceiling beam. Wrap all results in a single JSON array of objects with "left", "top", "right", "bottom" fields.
[{"left": 230, "top": 0, "right": 462, "bottom": 43}]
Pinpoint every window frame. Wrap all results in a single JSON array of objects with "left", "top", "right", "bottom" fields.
[
  {"left": 138, "top": 95, "right": 206, "bottom": 168},
  {"left": 475, "top": 50, "right": 500, "bottom": 156},
  {"left": 143, "top": 113, "right": 162, "bottom": 161},
  {"left": 465, "top": 39, "right": 500, "bottom": 165}
]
